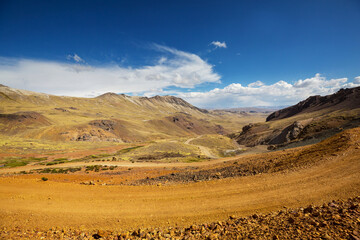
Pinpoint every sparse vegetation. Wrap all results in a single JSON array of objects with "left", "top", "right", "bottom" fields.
[{"left": 38, "top": 167, "right": 82, "bottom": 174}]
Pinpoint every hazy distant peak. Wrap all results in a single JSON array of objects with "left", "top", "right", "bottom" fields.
[
  {"left": 0, "top": 85, "right": 49, "bottom": 97},
  {"left": 96, "top": 92, "right": 120, "bottom": 98}
]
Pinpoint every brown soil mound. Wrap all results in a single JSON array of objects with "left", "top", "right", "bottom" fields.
[
  {"left": 0, "top": 111, "right": 51, "bottom": 134},
  {"left": 0, "top": 111, "right": 50, "bottom": 124}
]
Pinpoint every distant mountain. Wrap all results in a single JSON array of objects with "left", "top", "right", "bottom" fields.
[{"left": 214, "top": 107, "right": 281, "bottom": 114}]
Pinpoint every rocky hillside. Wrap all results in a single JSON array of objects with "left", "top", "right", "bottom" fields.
[
  {"left": 267, "top": 86, "right": 360, "bottom": 121},
  {"left": 233, "top": 86, "right": 360, "bottom": 147}
]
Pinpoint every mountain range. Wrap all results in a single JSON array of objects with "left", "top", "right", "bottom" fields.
[{"left": 0, "top": 84, "right": 259, "bottom": 143}]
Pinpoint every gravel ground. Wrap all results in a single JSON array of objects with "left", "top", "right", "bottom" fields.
[{"left": 1, "top": 196, "right": 359, "bottom": 239}]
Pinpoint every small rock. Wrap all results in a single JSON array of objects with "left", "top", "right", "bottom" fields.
[
  {"left": 304, "top": 205, "right": 314, "bottom": 214},
  {"left": 92, "top": 233, "right": 101, "bottom": 239},
  {"left": 288, "top": 217, "right": 295, "bottom": 224}
]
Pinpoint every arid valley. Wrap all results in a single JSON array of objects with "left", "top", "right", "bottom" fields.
[
  {"left": 0, "top": 84, "right": 359, "bottom": 239},
  {"left": 1, "top": 1, "right": 360, "bottom": 239}
]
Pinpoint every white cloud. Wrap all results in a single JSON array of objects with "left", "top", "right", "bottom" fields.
[
  {"left": 1, "top": 47, "right": 359, "bottom": 109},
  {"left": 0, "top": 45, "right": 220, "bottom": 97},
  {"left": 177, "top": 74, "right": 360, "bottom": 108},
  {"left": 158, "top": 57, "right": 167, "bottom": 64},
  {"left": 210, "top": 41, "right": 227, "bottom": 48},
  {"left": 248, "top": 81, "right": 264, "bottom": 87},
  {"left": 67, "top": 53, "right": 84, "bottom": 63},
  {"left": 354, "top": 76, "right": 360, "bottom": 84}
]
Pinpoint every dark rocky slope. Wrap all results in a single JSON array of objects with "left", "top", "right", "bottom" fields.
[{"left": 267, "top": 87, "right": 360, "bottom": 122}]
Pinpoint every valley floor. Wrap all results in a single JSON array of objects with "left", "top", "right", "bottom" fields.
[{"left": 0, "top": 128, "right": 359, "bottom": 239}]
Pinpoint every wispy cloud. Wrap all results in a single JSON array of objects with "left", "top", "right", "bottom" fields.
[
  {"left": 0, "top": 45, "right": 220, "bottom": 97},
  {"left": 67, "top": 53, "right": 84, "bottom": 63},
  {"left": 177, "top": 74, "right": 360, "bottom": 108},
  {"left": 210, "top": 41, "right": 227, "bottom": 49}
]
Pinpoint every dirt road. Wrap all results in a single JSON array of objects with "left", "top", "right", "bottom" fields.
[{"left": 184, "top": 135, "right": 218, "bottom": 158}]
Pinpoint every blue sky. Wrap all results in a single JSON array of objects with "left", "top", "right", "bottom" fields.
[{"left": 0, "top": 0, "right": 360, "bottom": 108}]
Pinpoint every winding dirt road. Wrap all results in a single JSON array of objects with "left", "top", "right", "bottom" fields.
[{"left": 184, "top": 135, "right": 218, "bottom": 159}]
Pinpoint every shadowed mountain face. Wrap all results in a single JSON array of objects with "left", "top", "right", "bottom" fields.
[
  {"left": 266, "top": 87, "right": 360, "bottom": 122},
  {"left": 233, "top": 86, "right": 360, "bottom": 148},
  {"left": 0, "top": 85, "right": 252, "bottom": 142}
]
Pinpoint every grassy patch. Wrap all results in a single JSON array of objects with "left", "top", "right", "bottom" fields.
[
  {"left": 116, "top": 146, "right": 143, "bottom": 155},
  {"left": 4, "top": 160, "right": 28, "bottom": 167},
  {"left": 54, "top": 157, "right": 68, "bottom": 161},
  {"left": 45, "top": 157, "right": 69, "bottom": 166},
  {"left": 1, "top": 156, "right": 48, "bottom": 168},
  {"left": 184, "top": 157, "right": 209, "bottom": 163},
  {"left": 39, "top": 167, "right": 82, "bottom": 174}
]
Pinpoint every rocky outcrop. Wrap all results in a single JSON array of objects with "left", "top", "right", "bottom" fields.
[
  {"left": 269, "top": 121, "right": 304, "bottom": 145},
  {"left": 267, "top": 86, "right": 360, "bottom": 121},
  {"left": 234, "top": 123, "right": 270, "bottom": 147},
  {"left": 89, "top": 120, "right": 117, "bottom": 132}
]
